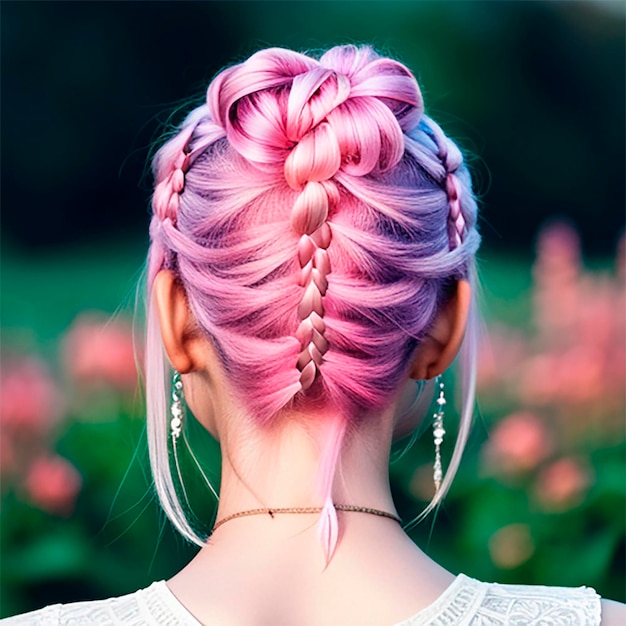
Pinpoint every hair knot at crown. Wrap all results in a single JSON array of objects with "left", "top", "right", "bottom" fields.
[
  {"left": 207, "top": 46, "right": 424, "bottom": 182},
  {"left": 285, "top": 123, "right": 342, "bottom": 190},
  {"left": 285, "top": 69, "right": 351, "bottom": 143}
]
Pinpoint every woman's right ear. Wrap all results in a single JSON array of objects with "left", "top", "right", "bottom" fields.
[
  {"left": 152, "top": 270, "right": 201, "bottom": 374},
  {"left": 408, "top": 280, "right": 471, "bottom": 381}
]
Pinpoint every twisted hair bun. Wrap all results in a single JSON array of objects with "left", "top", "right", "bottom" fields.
[{"left": 209, "top": 46, "right": 422, "bottom": 177}]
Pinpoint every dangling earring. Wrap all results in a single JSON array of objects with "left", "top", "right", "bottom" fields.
[
  {"left": 432, "top": 376, "right": 446, "bottom": 492},
  {"left": 169, "top": 371, "right": 219, "bottom": 502},
  {"left": 170, "top": 371, "right": 183, "bottom": 442}
]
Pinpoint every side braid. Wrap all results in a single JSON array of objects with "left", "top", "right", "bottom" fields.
[
  {"left": 424, "top": 118, "right": 467, "bottom": 251},
  {"left": 446, "top": 172, "right": 466, "bottom": 251},
  {"left": 152, "top": 135, "right": 192, "bottom": 224},
  {"left": 152, "top": 111, "right": 225, "bottom": 227}
]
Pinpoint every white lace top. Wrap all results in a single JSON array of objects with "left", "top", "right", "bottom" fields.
[{"left": 1, "top": 574, "right": 602, "bottom": 625}]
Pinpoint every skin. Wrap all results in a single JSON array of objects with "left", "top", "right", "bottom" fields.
[{"left": 152, "top": 270, "right": 624, "bottom": 625}]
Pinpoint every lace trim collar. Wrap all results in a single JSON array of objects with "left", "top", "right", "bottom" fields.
[
  {"left": 151, "top": 574, "right": 600, "bottom": 626},
  {"left": 143, "top": 582, "right": 204, "bottom": 625},
  {"left": 394, "top": 574, "right": 485, "bottom": 625}
]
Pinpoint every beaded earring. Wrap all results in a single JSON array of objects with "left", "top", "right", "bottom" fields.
[
  {"left": 432, "top": 376, "right": 447, "bottom": 492},
  {"left": 170, "top": 371, "right": 184, "bottom": 442},
  {"left": 169, "top": 371, "right": 219, "bottom": 502}
]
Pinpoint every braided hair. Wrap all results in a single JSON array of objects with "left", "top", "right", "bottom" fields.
[{"left": 145, "top": 45, "right": 480, "bottom": 557}]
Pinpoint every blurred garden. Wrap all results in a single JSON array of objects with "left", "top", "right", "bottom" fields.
[{"left": 1, "top": 0, "right": 624, "bottom": 618}]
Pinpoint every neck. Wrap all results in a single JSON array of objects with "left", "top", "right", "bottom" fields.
[
  {"left": 209, "top": 408, "right": 398, "bottom": 538},
  {"left": 168, "top": 398, "right": 456, "bottom": 623}
]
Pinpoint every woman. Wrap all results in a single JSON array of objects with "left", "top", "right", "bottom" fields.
[{"left": 4, "top": 44, "right": 624, "bottom": 625}]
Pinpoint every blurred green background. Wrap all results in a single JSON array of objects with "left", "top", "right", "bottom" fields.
[{"left": 1, "top": 0, "right": 624, "bottom": 617}]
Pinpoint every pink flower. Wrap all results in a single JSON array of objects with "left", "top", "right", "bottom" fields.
[
  {"left": 477, "top": 325, "right": 526, "bottom": 390},
  {"left": 63, "top": 313, "right": 138, "bottom": 391},
  {"left": 483, "top": 411, "right": 552, "bottom": 475},
  {"left": 0, "top": 357, "right": 64, "bottom": 436},
  {"left": 518, "top": 354, "right": 561, "bottom": 404},
  {"left": 556, "top": 346, "right": 603, "bottom": 404},
  {"left": 23, "top": 455, "right": 82, "bottom": 516},
  {"left": 488, "top": 524, "right": 535, "bottom": 569},
  {"left": 532, "top": 222, "right": 581, "bottom": 341},
  {"left": 536, "top": 221, "right": 580, "bottom": 263},
  {"left": 534, "top": 457, "right": 591, "bottom": 512},
  {"left": 519, "top": 347, "right": 604, "bottom": 406}
]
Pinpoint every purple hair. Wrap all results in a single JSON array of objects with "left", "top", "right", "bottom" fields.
[{"left": 145, "top": 45, "right": 480, "bottom": 557}]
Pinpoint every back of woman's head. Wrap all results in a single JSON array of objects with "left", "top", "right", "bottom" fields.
[{"left": 145, "top": 44, "right": 480, "bottom": 551}]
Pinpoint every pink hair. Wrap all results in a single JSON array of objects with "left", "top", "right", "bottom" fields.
[{"left": 145, "top": 45, "right": 480, "bottom": 558}]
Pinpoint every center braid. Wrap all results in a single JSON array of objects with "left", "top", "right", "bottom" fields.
[{"left": 285, "top": 119, "right": 343, "bottom": 391}]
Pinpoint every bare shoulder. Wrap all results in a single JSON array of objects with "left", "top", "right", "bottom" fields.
[{"left": 601, "top": 598, "right": 626, "bottom": 625}]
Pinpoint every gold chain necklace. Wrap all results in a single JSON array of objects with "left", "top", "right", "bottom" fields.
[{"left": 212, "top": 504, "right": 402, "bottom": 533}]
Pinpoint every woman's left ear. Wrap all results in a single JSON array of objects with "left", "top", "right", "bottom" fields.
[
  {"left": 409, "top": 279, "right": 472, "bottom": 380},
  {"left": 153, "top": 270, "right": 206, "bottom": 374}
]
